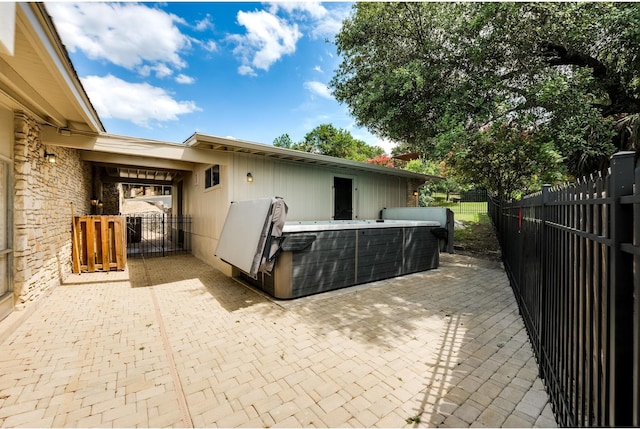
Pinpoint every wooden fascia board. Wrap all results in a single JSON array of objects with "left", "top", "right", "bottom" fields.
[
  {"left": 41, "top": 126, "right": 229, "bottom": 166},
  {"left": 189, "top": 133, "right": 442, "bottom": 182},
  {"left": 0, "top": 56, "right": 66, "bottom": 126},
  {"left": 17, "top": 3, "right": 103, "bottom": 132},
  {"left": 80, "top": 151, "right": 195, "bottom": 172}
]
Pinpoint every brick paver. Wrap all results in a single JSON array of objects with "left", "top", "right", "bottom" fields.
[{"left": 0, "top": 253, "right": 557, "bottom": 427}]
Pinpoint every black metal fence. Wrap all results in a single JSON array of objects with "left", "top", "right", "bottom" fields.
[
  {"left": 488, "top": 151, "right": 639, "bottom": 427},
  {"left": 429, "top": 189, "right": 488, "bottom": 214},
  {"left": 125, "top": 214, "right": 192, "bottom": 258}
]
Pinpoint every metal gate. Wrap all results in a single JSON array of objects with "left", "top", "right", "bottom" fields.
[{"left": 126, "top": 214, "right": 192, "bottom": 258}]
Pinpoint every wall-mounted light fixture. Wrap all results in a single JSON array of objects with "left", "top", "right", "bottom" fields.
[
  {"left": 246, "top": 172, "right": 253, "bottom": 182},
  {"left": 44, "top": 151, "right": 56, "bottom": 164},
  {"left": 91, "top": 197, "right": 99, "bottom": 215},
  {"left": 413, "top": 189, "right": 418, "bottom": 196}
]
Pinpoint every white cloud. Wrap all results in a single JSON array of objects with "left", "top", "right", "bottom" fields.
[
  {"left": 309, "top": 9, "right": 348, "bottom": 40},
  {"left": 47, "top": 3, "right": 191, "bottom": 74},
  {"left": 268, "top": 2, "right": 351, "bottom": 40},
  {"left": 81, "top": 75, "right": 200, "bottom": 127},
  {"left": 238, "top": 65, "right": 257, "bottom": 76},
  {"left": 228, "top": 9, "right": 302, "bottom": 73},
  {"left": 267, "top": 2, "right": 328, "bottom": 20},
  {"left": 139, "top": 64, "right": 174, "bottom": 79},
  {"left": 175, "top": 74, "right": 195, "bottom": 84},
  {"left": 195, "top": 14, "right": 214, "bottom": 31},
  {"left": 202, "top": 40, "right": 218, "bottom": 53},
  {"left": 313, "top": 65, "right": 323, "bottom": 73},
  {"left": 225, "top": 3, "right": 350, "bottom": 75},
  {"left": 303, "top": 81, "right": 333, "bottom": 99}
]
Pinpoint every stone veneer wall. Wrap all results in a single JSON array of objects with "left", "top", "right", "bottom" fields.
[
  {"left": 13, "top": 112, "right": 92, "bottom": 309},
  {"left": 101, "top": 182, "right": 120, "bottom": 215},
  {"left": 406, "top": 178, "right": 423, "bottom": 207}
]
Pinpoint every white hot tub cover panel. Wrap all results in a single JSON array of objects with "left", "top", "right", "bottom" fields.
[
  {"left": 380, "top": 207, "right": 448, "bottom": 227},
  {"left": 215, "top": 198, "right": 276, "bottom": 275}
]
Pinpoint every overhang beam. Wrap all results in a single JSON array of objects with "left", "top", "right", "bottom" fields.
[
  {"left": 41, "top": 125, "right": 228, "bottom": 166},
  {"left": 80, "top": 151, "right": 194, "bottom": 172}
]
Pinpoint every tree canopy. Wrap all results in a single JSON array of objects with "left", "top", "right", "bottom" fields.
[
  {"left": 273, "top": 124, "right": 384, "bottom": 162},
  {"left": 331, "top": 2, "right": 640, "bottom": 195}
]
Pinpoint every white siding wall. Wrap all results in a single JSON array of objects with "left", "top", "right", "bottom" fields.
[
  {"left": 357, "top": 173, "right": 407, "bottom": 218},
  {"left": 182, "top": 152, "right": 231, "bottom": 272},
  {"left": 184, "top": 151, "right": 414, "bottom": 272}
]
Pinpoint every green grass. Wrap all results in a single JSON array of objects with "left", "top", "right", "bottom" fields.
[
  {"left": 454, "top": 212, "right": 484, "bottom": 223},
  {"left": 453, "top": 213, "right": 501, "bottom": 260},
  {"left": 429, "top": 201, "right": 488, "bottom": 219},
  {"left": 428, "top": 193, "right": 488, "bottom": 213}
]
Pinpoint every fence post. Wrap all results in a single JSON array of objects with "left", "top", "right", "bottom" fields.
[
  {"left": 633, "top": 163, "right": 640, "bottom": 427},
  {"left": 539, "top": 184, "right": 551, "bottom": 380},
  {"left": 608, "top": 151, "right": 635, "bottom": 426}
]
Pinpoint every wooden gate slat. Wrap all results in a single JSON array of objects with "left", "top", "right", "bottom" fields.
[
  {"left": 72, "top": 215, "right": 127, "bottom": 273},
  {"left": 114, "top": 217, "right": 126, "bottom": 270},
  {"left": 101, "top": 218, "right": 110, "bottom": 269}
]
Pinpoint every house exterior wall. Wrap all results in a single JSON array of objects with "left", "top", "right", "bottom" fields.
[
  {"left": 12, "top": 112, "right": 92, "bottom": 310},
  {"left": 183, "top": 151, "right": 413, "bottom": 272}
]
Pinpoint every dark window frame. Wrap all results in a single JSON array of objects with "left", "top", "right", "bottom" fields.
[{"left": 204, "top": 165, "right": 220, "bottom": 189}]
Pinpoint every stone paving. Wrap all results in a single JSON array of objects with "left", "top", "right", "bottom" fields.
[{"left": 0, "top": 253, "right": 557, "bottom": 428}]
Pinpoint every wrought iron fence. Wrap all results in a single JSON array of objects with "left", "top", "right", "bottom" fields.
[
  {"left": 488, "top": 151, "right": 639, "bottom": 427},
  {"left": 428, "top": 189, "right": 488, "bottom": 214},
  {"left": 125, "top": 214, "right": 192, "bottom": 258}
]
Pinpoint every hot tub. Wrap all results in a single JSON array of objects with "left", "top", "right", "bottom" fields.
[
  {"left": 215, "top": 199, "right": 441, "bottom": 300},
  {"left": 252, "top": 219, "right": 440, "bottom": 299}
]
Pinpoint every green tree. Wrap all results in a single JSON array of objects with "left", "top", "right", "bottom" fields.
[
  {"left": 292, "top": 124, "right": 385, "bottom": 162},
  {"left": 331, "top": 2, "right": 640, "bottom": 186},
  {"left": 273, "top": 133, "right": 293, "bottom": 149},
  {"left": 446, "top": 121, "right": 564, "bottom": 199},
  {"left": 403, "top": 158, "right": 463, "bottom": 206}
]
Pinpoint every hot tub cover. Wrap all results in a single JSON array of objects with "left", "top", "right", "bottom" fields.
[{"left": 215, "top": 197, "right": 288, "bottom": 277}]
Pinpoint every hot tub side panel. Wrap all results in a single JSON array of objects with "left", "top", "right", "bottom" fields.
[
  {"left": 288, "top": 229, "right": 357, "bottom": 298},
  {"left": 258, "top": 224, "right": 440, "bottom": 299},
  {"left": 404, "top": 227, "right": 440, "bottom": 273},
  {"left": 356, "top": 228, "right": 404, "bottom": 284}
]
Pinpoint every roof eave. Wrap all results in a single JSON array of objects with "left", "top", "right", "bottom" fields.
[
  {"left": 22, "top": 3, "right": 104, "bottom": 132},
  {"left": 189, "top": 132, "right": 442, "bottom": 181}
]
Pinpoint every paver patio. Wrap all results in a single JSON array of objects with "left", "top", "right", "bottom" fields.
[{"left": 0, "top": 253, "right": 557, "bottom": 428}]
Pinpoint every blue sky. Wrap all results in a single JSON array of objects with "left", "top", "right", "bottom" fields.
[{"left": 47, "top": 2, "right": 395, "bottom": 153}]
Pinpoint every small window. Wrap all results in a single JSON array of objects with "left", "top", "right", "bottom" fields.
[{"left": 205, "top": 165, "right": 220, "bottom": 189}]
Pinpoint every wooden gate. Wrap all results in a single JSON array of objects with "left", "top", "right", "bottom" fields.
[{"left": 72, "top": 216, "right": 126, "bottom": 273}]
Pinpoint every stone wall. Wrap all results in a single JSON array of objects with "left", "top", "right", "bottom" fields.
[
  {"left": 406, "top": 178, "right": 423, "bottom": 207},
  {"left": 13, "top": 112, "right": 92, "bottom": 309},
  {"left": 101, "top": 182, "right": 120, "bottom": 215}
]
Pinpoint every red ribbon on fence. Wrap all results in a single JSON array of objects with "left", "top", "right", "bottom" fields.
[{"left": 518, "top": 206, "right": 523, "bottom": 231}]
